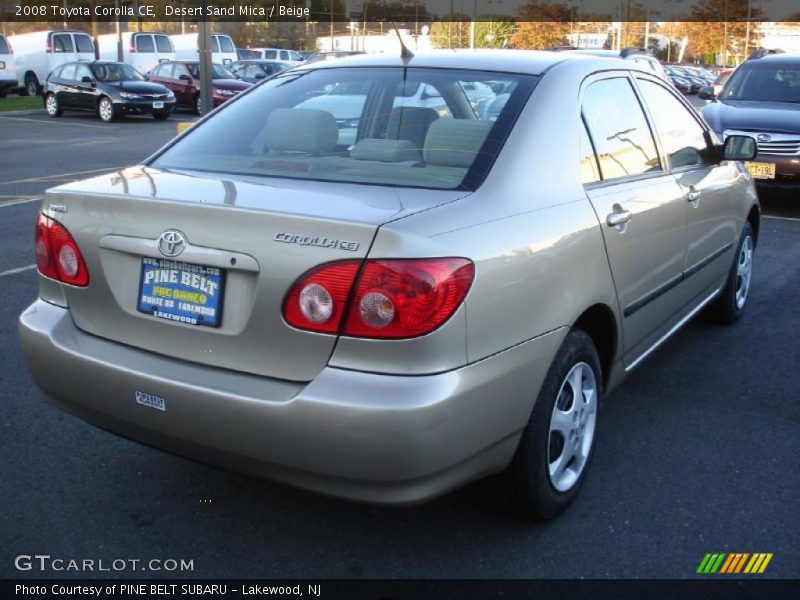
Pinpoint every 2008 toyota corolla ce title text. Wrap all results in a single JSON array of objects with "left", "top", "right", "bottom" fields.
[{"left": 19, "top": 50, "right": 761, "bottom": 520}]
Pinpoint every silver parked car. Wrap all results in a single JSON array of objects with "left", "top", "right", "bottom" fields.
[{"left": 20, "top": 51, "right": 760, "bottom": 520}]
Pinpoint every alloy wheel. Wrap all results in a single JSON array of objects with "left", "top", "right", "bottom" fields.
[
  {"left": 735, "top": 235, "right": 753, "bottom": 310},
  {"left": 548, "top": 362, "right": 598, "bottom": 493}
]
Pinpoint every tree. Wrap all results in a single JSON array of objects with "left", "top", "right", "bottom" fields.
[{"left": 511, "top": 1, "right": 571, "bottom": 49}]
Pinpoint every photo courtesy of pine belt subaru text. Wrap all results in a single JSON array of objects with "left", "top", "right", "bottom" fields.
[{"left": 19, "top": 50, "right": 761, "bottom": 520}]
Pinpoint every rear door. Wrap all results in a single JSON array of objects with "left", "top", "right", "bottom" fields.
[
  {"left": 49, "top": 32, "right": 77, "bottom": 73},
  {"left": 73, "top": 62, "right": 96, "bottom": 110},
  {"left": 132, "top": 33, "right": 156, "bottom": 73},
  {"left": 581, "top": 74, "right": 690, "bottom": 364},
  {"left": 54, "top": 62, "right": 78, "bottom": 107},
  {"left": 72, "top": 32, "right": 95, "bottom": 62}
]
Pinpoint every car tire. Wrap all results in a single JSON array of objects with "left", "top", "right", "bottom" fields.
[
  {"left": 45, "top": 93, "right": 63, "bottom": 117},
  {"left": 153, "top": 110, "right": 170, "bottom": 120},
  {"left": 25, "top": 75, "right": 40, "bottom": 97},
  {"left": 97, "top": 96, "right": 116, "bottom": 123},
  {"left": 503, "top": 329, "right": 602, "bottom": 521},
  {"left": 705, "top": 221, "right": 754, "bottom": 324}
]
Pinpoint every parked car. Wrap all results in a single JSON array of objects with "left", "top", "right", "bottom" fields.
[
  {"left": 665, "top": 65, "right": 706, "bottom": 93},
  {"left": 701, "top": 52, "right": 800, "bottom": 193},
  {"left": 43, "top": 61, "right": 175, "bottom": 122},
  {"left": 97, "top": 32, "right": 176, "bottom": 75},
  {"left": 170, "top": 33, "right": 237, "bottom": 66},
  {"left": 0, "top": 33, "right": 16, "bottom": 97},
  {"left": 8, "top": 29, "right": 95, "bottom": 97},
  {"left": 248, "top": 47, "right": 304, "bottom": 64},
  {"left": 569, "top": 48, "right": 669, "bottom": 81},
  {"left": 147, "top": 60, "right": 251, "bottom": 114},
  {"left": 20, "top": 51, "right": 760, "bottom": 520},
  {"left": 668, "top": 73, "right": 693, "bottom": 94},
  {"left": 229, "top": 60, "right": 292, "bottom": 83}
]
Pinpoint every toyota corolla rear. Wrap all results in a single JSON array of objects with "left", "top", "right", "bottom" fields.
[{"left": 19, "top": 62, "right": 543, "bottom": 504}]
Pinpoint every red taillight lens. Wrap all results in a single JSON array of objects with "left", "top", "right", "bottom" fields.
[
  {"left": 282, "top": 261, "right": 361, "bottom": 334},
  {"left": 343, "top": 259, "right": 474, "bottom": 338},
  {"left": 283, "top": 258, "right": 474, "bottom": 339},
  {"left": 34, "top": 214, "right": 89, "bottom": 287}
]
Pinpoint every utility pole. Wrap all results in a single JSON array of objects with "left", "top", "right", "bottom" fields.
[
  {"left": 744, "top": 0, "right": 752, "bottom": 60},
  {"left": 198, "top": 6, "right": 213, "bottom": 118}
]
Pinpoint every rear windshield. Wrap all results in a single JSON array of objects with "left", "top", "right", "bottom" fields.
[
  {"left": 155, "top": 35, "right": 173, "bottom": 53},
  {"left": 721, "top": 61, "right": 800, "bottom": 103},
  {"left": 135, "top": 35, "right": 155, "bottom": 53},
  {"left": 0, "top": 36, "right": 10, "bottom": 55},
  {"left": 217, "top": 36, "right": 235, "bottom": 53},
  {"left": 151, "top": 67, "right": 536, "bottom": 190},
  {"left": 74, "top": 34, "right": 94, "bottom": 53}
]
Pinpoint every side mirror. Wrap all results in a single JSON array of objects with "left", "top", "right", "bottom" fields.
[
  {"left": 178, "top": 74, "right": 191, "bottom": 81},
  {"left": 723, "top": 135, "right": 757, "bottom": 161},
  {"left": 81, "top": 76, "right": 94, "bottom": 84},
  {"left": 698, "top": 86, "right": 715, "bottom": 101}
]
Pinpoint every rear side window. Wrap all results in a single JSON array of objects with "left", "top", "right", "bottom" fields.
[
  {"left": 135, "top": 35, "right": 155, "bottom": 53},
  {"left": 579, "top": 120, "right": 601, "bottom": 184},
  {"left": 582, "top": 78, "right": 660, "bottom": 180},
  {"left": 0, "top": 36, "right": 10, "bottom": 55},
  {"left": 74, "top": 34, "right": 94, "bottom": 53},
  {"left": 155, "top": 63, "right": 173, "bottom": 78},
  {"left": 52, "top": 34, "right": 74, "bottom": 53},
  {"left": 155, "top": 35, "right": 173, "bottom": 53},
  {"left": 263, "top": 50, "right": 277, "bottom": 59},
  {"left": 636, "top": 79, "right": 712, "bottom": 168}
]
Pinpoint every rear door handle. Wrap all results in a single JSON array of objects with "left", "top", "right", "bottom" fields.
[{"left": 606, "top": 209, "right": 632, "bottom": 228}]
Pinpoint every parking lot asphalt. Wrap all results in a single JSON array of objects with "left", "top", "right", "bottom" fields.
[{"left": 1, "top": 113, "right": 798, "bottom": 579}]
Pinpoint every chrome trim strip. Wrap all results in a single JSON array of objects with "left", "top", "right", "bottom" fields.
[{"left": 625, "top": 289, "right": 721, "bottom": 372}]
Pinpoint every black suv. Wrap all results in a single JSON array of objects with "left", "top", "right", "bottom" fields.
[{"left": 701, "top": 54, "right": 800, "bottom": 194}]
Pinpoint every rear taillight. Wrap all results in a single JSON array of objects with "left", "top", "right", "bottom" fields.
[
  {"left": 130, "top": 37, "right": 136, "bottom": 53},
  {"left": 283, "top": 258, "right": 474, "bottom": 339},
  {"left": 34, "top": 214, "right": 89, "bottom": 287}
]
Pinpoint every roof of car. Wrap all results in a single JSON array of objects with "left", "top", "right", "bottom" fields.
[
  {"left": 294, "top": 49, "right": 635, "bottom": 76},
  {"left": 746, "top": 52, "right": 800, "bottom": 64}
]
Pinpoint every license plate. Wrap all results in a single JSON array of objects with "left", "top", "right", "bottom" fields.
[
  {"left": 745, "top": 161, "right": 776, "bottom": 180},
  {"left": 137, "top": 257, "right": 224, "bottom": 327},
  {"left": 153, "top": 101, "right": 164, "bottom": 109}
]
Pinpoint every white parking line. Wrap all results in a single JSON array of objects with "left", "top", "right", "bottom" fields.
[
  {"left": 0, "top": 166, "right": 119, "bottom": 188},
  {"left": 763, "top": 215, "right": 800, "bottom": 222},
  {"left": 0, "top": 264, "right": 36, "bottom": 278},
  {"left": 0, "top": 197, "right": 41, "bottom": 208}
]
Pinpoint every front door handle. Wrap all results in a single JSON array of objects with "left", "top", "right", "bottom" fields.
[
  {"left": 686, "top": 187, "right": 701, "bottom": 203},
  {"left": 606, "top": 208, "right": 632, "bottom": 228}
]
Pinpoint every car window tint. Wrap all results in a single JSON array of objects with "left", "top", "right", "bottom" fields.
[
  {"left": 0, "top": 36, "right": 10, "bottom": 54},
  {"left": 219, "top": 36, "right": 235, "bottom": 53},
  {"left": 74, "top": 35, "right": 93, "bottom": 53},
  {"left": 60, "top": 63, "right": 76, "bottom": 80},
  {"left": 135, "top": 35, "right": 155, "bottom": 53},
  {"left": 156, "top": 63, "right": 173, "bottom": 78},
  {"left": 636, "top": 79, "right": 711, "bottom": 168},
  {"left": 582, "top": 78, "right": 661, "bottom": 179},
  {"left": 75, "top": 64, "right": 92, "bottom": 80},
  {"left": 264, "top": 50, "right": 277, "bottom": 59},
  {"left": 579, "top": 119, "right": 601, "bottom": 184},
  {"left": 155, "top": 35, "right": 173, "bottom": 53},
  {"left": 53, "top": 34, "right": 74, "bottom": 53},
  {"left": 173, "top": 64, "right": 191, "bottom": 79},
  {"left": 211, "top": 37, "right": 220, "bottom": 53}
]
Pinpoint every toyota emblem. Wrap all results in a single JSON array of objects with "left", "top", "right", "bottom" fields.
[
  {"left": 756, "top": 134, "right": 771, "bottom": 143},
  {"left": 158, "top": 230, "right": 186, "bottom": 258}
]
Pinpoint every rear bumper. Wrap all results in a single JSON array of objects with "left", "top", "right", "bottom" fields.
[{"left": 19, "top": 300, "right": 564, "bottom": 505}]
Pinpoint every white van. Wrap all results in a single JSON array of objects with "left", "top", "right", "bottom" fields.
[
  {"left": 170, "top": 33, "right": 237, "bottom": 66},
  {"left": 98, "top": 32, "right": 175, "bottom": 75},
  {"left": 249, "top": 47, "right": 303, "bottom": 64},
  {"left": 8, "top": 29, "right": 95, "bottom": 96},
  {"left": 0, "top": 34, "right": 16, "bottom": 97}
]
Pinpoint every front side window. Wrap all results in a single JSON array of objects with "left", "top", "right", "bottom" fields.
[
  {"left": 92, "top": 63, "right": 144, "bottom": 82},
  {"left": 75, "top": 64, "right": 92, "bottom": 81},
  {"left": 172, "top": 64, "right": 190, "bottom": 80},
  {"left": 151, "top": 67, "right": 536, "bottom": 190},
  {"left": 582, "top": 77, "right": 660, "bottom": 180},
  {"left": 154, "top": 63, "right": 173, "bottom": 78},
  {"left": 636, "top": 79, "right": 711, "bottom": 169},
  {"left": 59, "top": 63, "right": 76, "bottom": 80},
  {"left": 52, "top": 34, "right": 74, "bottom": 53},
  {"left": 186, "top": 63, "right": 234, "bottom": 79},
  {"left": 74, "top": 34, "right": 93, "bottom": 53},
  {"left": 135, "top": 35, "right": 155, "bottom": 53},
  {"left": 263, "top": 50, "right": 277, "bottom": 59}
]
